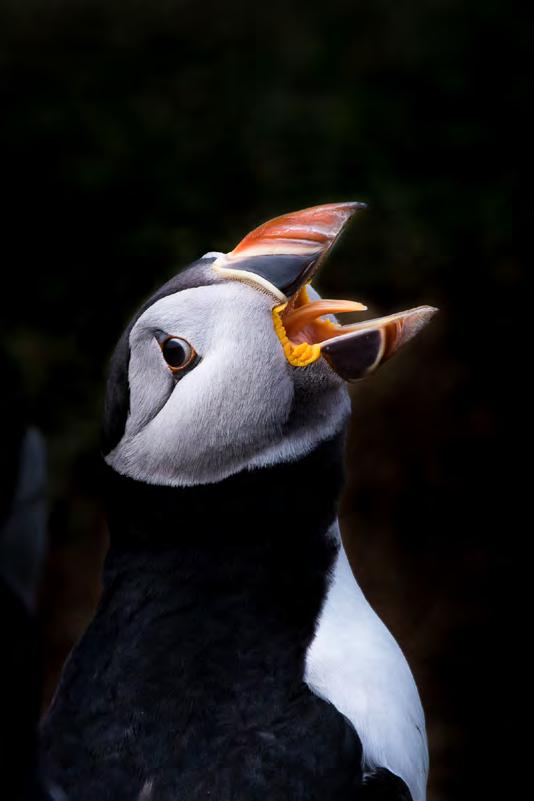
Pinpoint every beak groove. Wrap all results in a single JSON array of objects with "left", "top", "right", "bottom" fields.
[{"left": 319, "top": 306, "right": 438, "bottom": 380}]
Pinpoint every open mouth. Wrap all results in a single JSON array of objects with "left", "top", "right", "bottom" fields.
[
  {"left": 213, "top": 202, "right": 437, "bottom": 381},
  {"left": 272, "top": 285, "right": 368, "bottom": 367},
  {"left": 273, "top": 283, "right": 435, "bottom": 379}
]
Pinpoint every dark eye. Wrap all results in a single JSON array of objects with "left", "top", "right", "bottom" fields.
[{"left": 160, "top": 336, "right": 196, "bottom": 373}]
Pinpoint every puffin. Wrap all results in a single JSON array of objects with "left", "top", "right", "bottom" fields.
[{"left": 41, "top": 202, "right": 435, "bottom": 801}]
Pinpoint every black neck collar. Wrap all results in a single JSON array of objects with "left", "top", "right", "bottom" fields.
[{"left": 103, "top": 434, "right": 345, "bottom": 552}]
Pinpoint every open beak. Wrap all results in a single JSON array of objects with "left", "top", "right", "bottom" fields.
[{"left": 213, "top": 202, "right": 437, "bottom": 381}]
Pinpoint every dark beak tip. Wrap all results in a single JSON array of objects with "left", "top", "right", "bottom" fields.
[
  {"left": 328, "top": 199, "right": 368, "bottom": 219},
  {"left": 416, "top": 305, "right": 440, "bottom": 325}
]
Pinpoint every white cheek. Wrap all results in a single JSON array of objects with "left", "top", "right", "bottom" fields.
[
  {"left": 137, "top": 335, "right": 294, "bottom": 483},
  {"left": 106, "top": 280, "right": 350, "bottom": 487},
  {"left": 107, "top": 282, "right": 298, "bottom": 485},
  {"left": 125, "top": 338, "right": 174, "bottom": 437}
]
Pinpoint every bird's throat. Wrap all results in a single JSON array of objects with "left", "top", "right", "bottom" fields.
[
  {"left": 103, "top": 433, "right": 345, "bottom": 549},
  {"left": 100, "top": 434, "right": 346, "bottom": 652}
]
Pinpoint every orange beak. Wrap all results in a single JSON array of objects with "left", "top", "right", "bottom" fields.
[{"left": 213, "top": 202, "right": 437, "bottom": 380}]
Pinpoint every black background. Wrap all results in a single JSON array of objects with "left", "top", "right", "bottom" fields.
[{"left": 1, "top": 1, "right": 527, "bottom": 798}]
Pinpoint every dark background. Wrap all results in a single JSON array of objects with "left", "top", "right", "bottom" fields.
[{"left": 0, "top": 1, "right": 527, "bottom": 799}]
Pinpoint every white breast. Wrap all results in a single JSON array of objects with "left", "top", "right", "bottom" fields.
[{"left": 305, "top": 526, "right": 428, "bottom": 801}]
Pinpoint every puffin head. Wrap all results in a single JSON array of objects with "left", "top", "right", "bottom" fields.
[{"left": 103, "top": 203, "right": 436, "bottom": 487}]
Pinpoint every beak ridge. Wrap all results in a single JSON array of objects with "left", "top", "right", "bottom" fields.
[{"left": 214, "top": 202, "right": 366, "bottom": 298}]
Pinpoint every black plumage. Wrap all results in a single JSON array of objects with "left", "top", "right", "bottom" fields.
[{"left": 41, "top": 438, "right": 364, "bottom": 801}]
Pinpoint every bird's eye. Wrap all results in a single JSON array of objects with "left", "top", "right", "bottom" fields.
[{"left": 159, "top": 336, "right": 196, "bottom": 373}]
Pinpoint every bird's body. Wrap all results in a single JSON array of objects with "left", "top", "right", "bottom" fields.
[
  {"left": 41, "top": 203, "right": 434, "bottom": 801},
  {"left": 42, "top": 439, "right": 363, "bottom": 801}
]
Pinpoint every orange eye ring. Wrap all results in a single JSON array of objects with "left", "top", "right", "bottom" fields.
[{"left": 158, "top": 335, "right": 197, "bottom": 374}]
